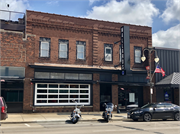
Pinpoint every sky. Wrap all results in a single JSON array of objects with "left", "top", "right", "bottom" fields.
[{"left": 0, "top": 0, "right": 179, "bottom": 49}]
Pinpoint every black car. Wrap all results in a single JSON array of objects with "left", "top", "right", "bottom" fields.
[{"left": 127, "top": 102, "right": 180, "bottom": 122}]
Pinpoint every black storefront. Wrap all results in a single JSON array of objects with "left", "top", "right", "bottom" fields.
[
  {"left": 0, "top": 66, "right": 25, "bottom": 113},
  {"left": 117, "top": 72, "right": 148, "bottom": 110}
]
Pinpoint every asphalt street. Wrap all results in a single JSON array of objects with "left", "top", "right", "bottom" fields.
[{"left": 0, "top": 119, "right": 180, "bottom": 134}]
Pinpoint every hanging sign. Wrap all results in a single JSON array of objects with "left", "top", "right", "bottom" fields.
[{"left": 121, "top": 26, "right": 125, "bottom": 70}]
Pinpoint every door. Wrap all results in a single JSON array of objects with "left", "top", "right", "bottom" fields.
[
  {"left": 153, "top": 104, "right": 166, "bottom": 119},
  {"left": 118, "top": 86, "right": 143, "bottom": 110},
  {"left": 163, "top": 103, "right": 174, "bottom": 118},
  {"left": 100, "top": 84, "right": 112, "bottom": 111}
]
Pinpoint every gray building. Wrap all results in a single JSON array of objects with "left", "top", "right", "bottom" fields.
[{"left": 155, "top": 47, "right": 180, "bottom": 105}]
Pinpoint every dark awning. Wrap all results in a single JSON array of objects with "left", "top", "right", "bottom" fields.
[
  {"left": 156, "top": 72, "right": 180, "bottom": 88},
  {"left": 31, "top": 79, "right": 96, "bottom": 84},
  {"left": 0, "top": 77, "right": 24, "bottom": 83}
]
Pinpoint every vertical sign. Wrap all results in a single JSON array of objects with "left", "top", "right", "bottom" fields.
[{"left": 121, "top": 26, "right": 125, "bottom": 70}]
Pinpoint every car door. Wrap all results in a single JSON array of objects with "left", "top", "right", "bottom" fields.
[
  {"left": 163, "top": 103, "right": 174, "bottom": 118},
  {"left": 152, "top": 103, "right": 166, "bottom": 119}
]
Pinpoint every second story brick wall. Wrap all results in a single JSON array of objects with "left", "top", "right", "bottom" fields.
[{"left": 26, "top": 10, "right": 152, "bottom": 70}]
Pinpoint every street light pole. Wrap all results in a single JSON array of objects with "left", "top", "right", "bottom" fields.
[
  {"left": 149, "top": 49, "right": 152, "bottom": 103},
  {"left": 141, "top": 47, "right": 159, "bottom": 103}
]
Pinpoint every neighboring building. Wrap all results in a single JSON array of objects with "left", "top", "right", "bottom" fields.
[
  {"left": 0, "top": 14, "right": 35, "bottom": 112},
  {"left": 155, "top": 47, "right": 180, "bottom": 105},
  {"left": 1, "top": 10, "right": 153, "bottom": 113}
]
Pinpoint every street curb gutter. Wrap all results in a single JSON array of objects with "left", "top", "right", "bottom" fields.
[{"left": 0, "top": 118, "right": 125, "bottom": 124}]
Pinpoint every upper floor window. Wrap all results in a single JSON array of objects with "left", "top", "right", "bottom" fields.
[
  {"left": 39, "top": 37, "right": 50, "bottom": 57},
  {"left": 59, "top": 40, "right": 68, "bottom": 59},
  {"left": 104, "top": 44, "right": 113, "bottom": 61},
  {"left": 134, "top": 46, "right": 142, "bottom": 63},
  {"left": 76, "top": 41, "right": 86, "bottom": 60}
]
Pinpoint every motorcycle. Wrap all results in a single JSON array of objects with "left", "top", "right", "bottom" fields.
[
  {"left": 102, "top": 102, "right": 117, "bottom": 122},
  {"left": 70, "top": 99, "right": 84, "bottom": 124}
]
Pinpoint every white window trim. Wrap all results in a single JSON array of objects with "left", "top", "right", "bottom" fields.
[
  {"left": 77, "top": 45, "right": 84, "bottom": 59},
  {"left": 40, "top": 41, "right": 49, "bottom": 57},
  {"left": 34, "top": 83, "right": 90, "bottom": 106},
  {"left": 105, "top": 47, "right": 112, "bottom": 61},
  {"left": 59, "top": 43, "right": 68, "bottom": 58},
  {"left": 135, "top": 49, "right": 141, "bottom": 63}
]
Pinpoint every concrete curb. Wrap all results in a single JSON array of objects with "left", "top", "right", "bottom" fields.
[{"left": 0, "top": 118, "right": 125, "bottom": 124}]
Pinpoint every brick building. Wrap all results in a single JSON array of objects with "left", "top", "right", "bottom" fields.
[{"left": 1, "top": 10, "right": 154, "bottom": 113}]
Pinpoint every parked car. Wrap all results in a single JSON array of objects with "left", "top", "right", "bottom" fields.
[
  {"left": 127, "top": 102, "right": 180, "bottom": 122},
  {"left": 126, "top": 102, "right": 138, "bottom": 111},
  {"left": 0, "top": 97, "right": 8, "bottom": 120}
]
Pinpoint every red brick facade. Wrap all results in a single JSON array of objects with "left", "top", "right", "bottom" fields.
[{"left": 1, "top": 10, "right": 156, "bottom": 113}]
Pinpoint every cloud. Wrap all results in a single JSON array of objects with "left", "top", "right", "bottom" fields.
[
  {"left": 0, "top": 0, "right": 29, "bottom": 21},
  {"left": 89, "top": 0, "right": 101, "bottom": 5},
  {"left": 160, "top": 0, "right": 180, "bottom": 23},
  {"left": 152, "top": 24, "right": 180, "bottom": 49},
  {"left": 84, "top": 0, "right": 159, "bottom": 26}
]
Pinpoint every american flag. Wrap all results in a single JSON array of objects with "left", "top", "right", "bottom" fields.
[{"left": 155, "top": 64, "right": 165, "bottom": 77}]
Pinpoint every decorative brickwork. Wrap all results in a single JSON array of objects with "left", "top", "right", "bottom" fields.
[{"left": 0, "top": 10, "right": 154, "bottom": 113}]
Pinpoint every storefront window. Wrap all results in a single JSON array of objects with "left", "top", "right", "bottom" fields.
[
  {"left": 35, "top": 83, "right": 90, "bottom": 106},
  {"left": 118, "top": 87, "right": 140, "bottom": 110},
  {"left": 35, "top": 72, "right": 92, "bottom": 81}
]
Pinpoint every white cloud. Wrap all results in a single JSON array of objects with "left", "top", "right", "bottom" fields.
[
  {"left": 0, "top": 0, "right": 29, "bottom": 21},
  {"left": 89, "top": 0, "right": 101, "bottom": 5},
  {"left": 84, "top": 0, "right": 159, "bottom": 26},
  {"left": 160, "top": 0, "right": 180, "bottom": 23},
  {"left": 152, "top": 24, "right": 180, "bottom": 49}
]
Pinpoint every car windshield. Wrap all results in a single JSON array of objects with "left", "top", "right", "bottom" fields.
[
  {"left": 141, "top": 103, "right": 155, "bottom": 109},
  {"left": 106, "top": 103, "right": 114, "bottom": 109}
]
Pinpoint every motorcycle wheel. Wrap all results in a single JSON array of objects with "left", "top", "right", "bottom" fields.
[
  {"left": 72, "top": 116, "right": 79, "bottom": 124},
  {"left": 106, "top": 115, "right": 109, "bottom": 122}
]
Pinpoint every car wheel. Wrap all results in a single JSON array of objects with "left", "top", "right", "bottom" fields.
[
  {"left": 174, "top": 113, "right": 180, "bottom": 121},
  {"left": 162, "top": 119, "right": 167, "bottom": 121},
  {"left": 133, "top": 119, "right": 138, "bottom": 121},
  {"left": 143, "top": 113, "right": 151, "bottom": 122}
]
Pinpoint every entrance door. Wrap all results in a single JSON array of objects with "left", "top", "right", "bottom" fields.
[
  {"left": 118, "top": 86, "right": 143, "bottom": 111},
  {"left": 100, "top": 84, "right": 112, "bottom": 111}
]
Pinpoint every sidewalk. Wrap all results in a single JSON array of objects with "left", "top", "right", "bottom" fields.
[{"left": 0, "top": 112, "right": 127, "bottom": 124}]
